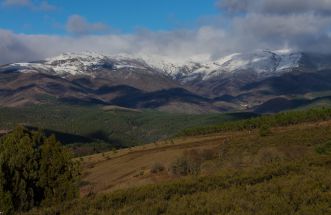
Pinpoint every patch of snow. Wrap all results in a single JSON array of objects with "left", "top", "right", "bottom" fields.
[
  {"left": 276, "top": 53, "right": 302, "bottom": 71},
  {"left": 274, "top": 48, "right": 293, "bottom": 55},
  {"left": 12, "top": 63, "right": 31, "bottom": 67}
]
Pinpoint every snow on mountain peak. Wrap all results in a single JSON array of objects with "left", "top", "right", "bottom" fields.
[
  {"left": 45, "top": 51, "right": 106, "bottom": 61},
  {"left": 273, "top": 48, "right": 293, "bottom": 55},
  {"left": 8, "top": 49, "right": 302, "bottom": 80},
  {"left": 44, "top": 52, "right": 108, "bottom": 75}
]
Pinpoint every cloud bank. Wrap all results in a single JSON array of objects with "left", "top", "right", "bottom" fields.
[{"left": 0, "top": 0, "right": 331, "bottom": 64}]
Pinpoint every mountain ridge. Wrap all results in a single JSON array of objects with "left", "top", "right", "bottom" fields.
[
  {"left": 1, "top": 50, "right": 331, "bottom": 113},
  {"left": 4, "top": 49, "right": 302, "bottom": 80}
]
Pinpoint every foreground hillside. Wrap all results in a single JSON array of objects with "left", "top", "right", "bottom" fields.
[{"left": 27, "top": 109, "right": 331, "bottom": 214}]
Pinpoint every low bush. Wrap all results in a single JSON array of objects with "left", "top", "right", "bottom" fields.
[
  {"left": 315, "top": 140, "right": 331, "bottom": 155},
  {"left": 150, "top": 163, "right": 165, "bottom": 174},
  {"left": 171, "top": 149, "right": 215, "bottom": 176},
  {"left": 259, "top": 125, "right": 272, "bottom": 137}
]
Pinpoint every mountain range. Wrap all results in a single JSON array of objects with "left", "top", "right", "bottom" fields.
[{"left": 1, "top": 49, "right": 331, "bottom": 113}]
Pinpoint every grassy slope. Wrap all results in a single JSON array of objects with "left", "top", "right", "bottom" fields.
[
  {"left": 0, "top": 105, "right": 253, "bottom": 150},
  {"left": 28, "top": 117, "right": 331, "bottom": 214}
]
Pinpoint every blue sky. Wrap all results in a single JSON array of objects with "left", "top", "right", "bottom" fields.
[
  {"left": 0, "top": 0, "right": 219, "bottom": 34},
  {"left": 0, "top": 0, "right": 330, "bottom": 64}
]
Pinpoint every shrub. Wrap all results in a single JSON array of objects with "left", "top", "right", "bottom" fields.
[
  {"left": 150, "top": 163, "right": 165, "bottom": 174},
  {"left": 171, "top": 157, "right": 189, "bottom": 176},
  {"left": 315, "top": 141, "right": 331, "bottom": 155},
  {"left": 171, "top": 150, "right": 203, "bottom": 176},
  {"left": 200, "top": 149, "right": 215, "bottom": 160},
  {"left": 259, "top": 125, "right": 272, "bottom": 137},
  {"left": 254, "top": 147, "right": 286, "bottom": 165},
  {"left": 112, "top": 148, "right": 118, "bottom": 154}
]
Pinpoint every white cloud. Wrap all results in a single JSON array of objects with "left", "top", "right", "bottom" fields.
[
  {"left": 214, "top": 0, "right": 331, "bottom": 53},
  {"left": 2, "top": 0, "right": 56, "bottom": 11},
  {"left": 3, "top": 0, "right": 29, "bottom": 6},
  {"left": 0, "top": 29, "right": 37, "bottom": 64},
  {"left": 66, "top": 15, "right": 110, "bottom": 35},
  {"left": 0, "top": 28, "right": 229, "bottom": 64},
  {"left": 217, "top": 0, "right": 331, "bottom": 15}
]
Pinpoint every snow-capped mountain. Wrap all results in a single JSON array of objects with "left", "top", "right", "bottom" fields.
[
  {"left": 6, "top": 49, "right": 302, "bottom": 81},
  {"left": 1, "top": 50, "right": 331, "bottom": 113},
  {"left": 10, "top": 52, "right": 152, "bottom": 76},
  {"left": 163, "top": 49, "right": 302, "bottom": 82}
]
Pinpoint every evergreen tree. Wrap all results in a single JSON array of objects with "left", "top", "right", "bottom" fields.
[{"left": 0, "top": 126, "right": 80, "bottom": 214}]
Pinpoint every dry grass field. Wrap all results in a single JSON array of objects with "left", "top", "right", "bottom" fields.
[
  {"left": 79, "top": 119, "right": 331, "bottom": 196},
  {"left": 80, "top": 133, "right": 232, "bottom": 195}
]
